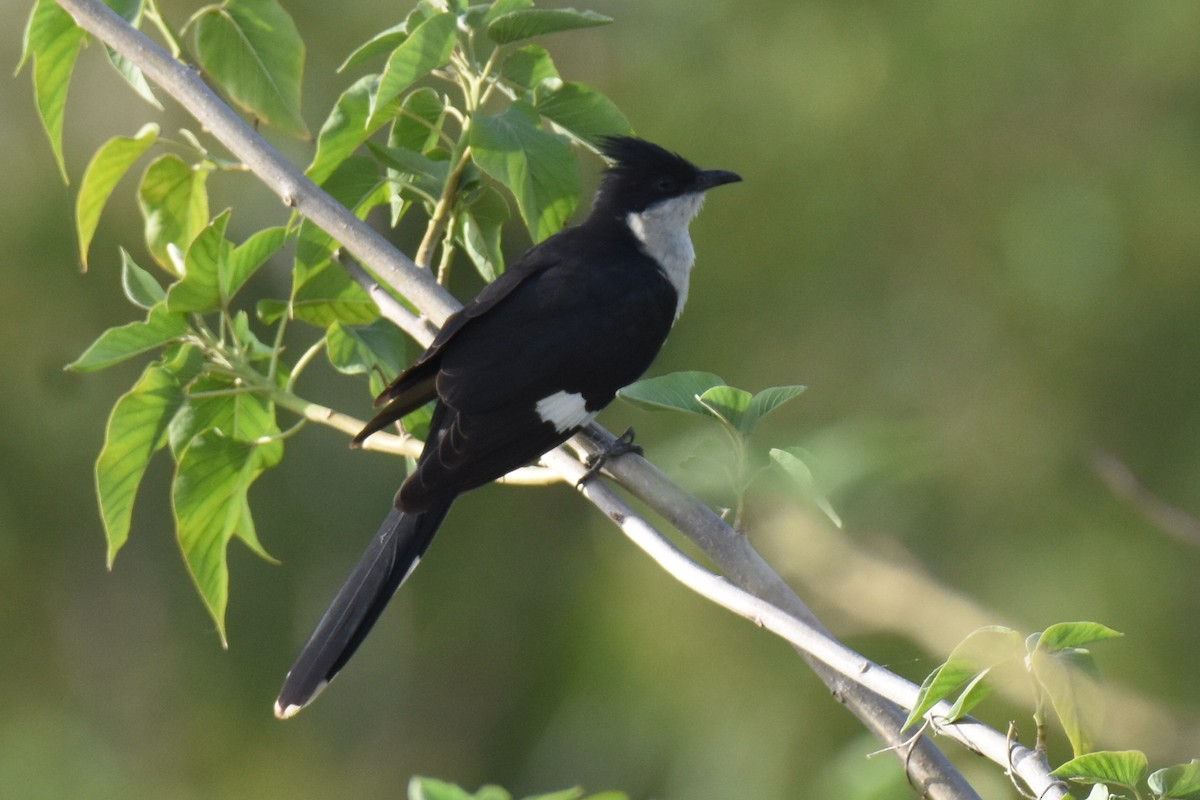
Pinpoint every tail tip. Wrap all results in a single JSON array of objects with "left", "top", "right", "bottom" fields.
[{"left": 274, "top": 699, "right": 302, "bottom": 720}]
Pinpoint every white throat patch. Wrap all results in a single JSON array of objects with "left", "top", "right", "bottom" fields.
[{"left": 625, "top": 192, "right": 706, "bottom": 321}]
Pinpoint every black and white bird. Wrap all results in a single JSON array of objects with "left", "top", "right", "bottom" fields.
[{"left": 275, "top": 136, "right": 740, "bottom": 718}]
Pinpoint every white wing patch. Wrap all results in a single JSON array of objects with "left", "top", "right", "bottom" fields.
[
  {"left": 535, "top": 391, "right": 598, "bottom": 433},
  {"left": 626, "top": 192, "right": 705, "bottom": 321}
]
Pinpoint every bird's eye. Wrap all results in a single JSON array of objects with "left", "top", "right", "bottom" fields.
[{"left": 655, "top": 176, "right": 674, "bottom": 192}]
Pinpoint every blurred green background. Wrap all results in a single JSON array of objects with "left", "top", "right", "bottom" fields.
[{"left": 4, "top": 1, "right": 1200, "bottom": 798}]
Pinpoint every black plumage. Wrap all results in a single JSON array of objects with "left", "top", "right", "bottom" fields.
[{"left": 275, "top": 137, "right": 740, "bottom": 718}]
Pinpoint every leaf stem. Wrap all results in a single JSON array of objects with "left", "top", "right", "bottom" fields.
[
  {"left": 286, "top": 337, "right": 326, "bottom": 391},
  {"left": 415, "top": 142, "right": 472, "bottom": 271}
]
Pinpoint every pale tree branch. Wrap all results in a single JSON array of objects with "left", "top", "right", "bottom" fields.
[
  {"left": 54, "top": 0, "right": 1068, "bottom": 796},
  {"left": 1091, "top": 448, "right": 1200, "bottom": 550}
]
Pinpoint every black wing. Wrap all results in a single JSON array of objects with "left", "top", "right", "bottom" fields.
[{"left": 396, "top": 226, "right": 679, "bottom": 512}]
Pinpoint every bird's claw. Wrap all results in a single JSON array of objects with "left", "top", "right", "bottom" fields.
[{"left": 576, "top": 427, "right": 643, "bottom": 488}]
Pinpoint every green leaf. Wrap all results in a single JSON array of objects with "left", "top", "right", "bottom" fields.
[
  {"left": 372, "top": 12, "right": 457, "bottom": 119},
  {"left": 744, "top": 385, "right": 807, "bottom": 434},
  {"left": 389, "top": 87, "right": 446, "bottom": 153},
  {"left": 1036, "top": 621, "right": 1123, "bottom": 653},
  {"left": 1029, "top": 643, "right": 1105, "bottom": 757},
  {"left": 902, "top": 626, "right": 1022, "bottom": 731},
  {"left": 409, "top": 776, "right": 476, "bottom": 800},
  {"left": 293, "top": 262, "right": 380, "bottom": 326},
  {"left": 308, "top": 74, "right": 397, "bottom": 186},
  {"left": 500, "top": 45, "right": 559, "bottom": 90},
  {"left": 1053, "top": 751, "right": 1148, "bottom": 790},
  {"left": 618, "top": 371, "right": 726, "bottom": 415},
  {"left": 120, "top": 248, "right": 166, "bottom": 309},
  {"left": 224, "top": 225, "right": 288, "bottom": 300},
  {"left": 96, "top": 362, "right": 185, "bottom": 566},
  {"left": 1149, "top": 760, "right": 1200, "bottom": 799},
  {"left": 521, "top": 790, "right": 582, "bottom": 800},
  {"left": 486, "top": 8, "right": 612, "bottom": 45},
  {"left": 470, "top": 104, "right": 579, "bottom": 242},
  {"left": 166, "top": 210, "right": 231, "bottom": 313},
  {"left": 291, "top": 158, "right": 388, "bottom": 326},
  {"left": 460, "top": 185, "right": 511, "bottom": 281},
  {"left": 172, "top": 432, "right": 259, "bottom": 644},
  {"left": 769, "top": 448, "right": 843, "bottom": 528},
  {"left": 230, "top": 310, "right": 276, "bottom": 363},
  {"left": 535, "top": 81, "right": 631, "bottom": 145},
  {"left": 138, "top": 154, "right": 211, "bottom": 273},
  {"left": 256, "top": 298, "right": 289, "bottom": 324},
  {"left": 168, "top": 374, "right": 281, "bottom": 458},
  {"left": 338, "top": 21, "right": 407, "bottom": 73},
  {"left": 20, "top": 0, "right": 86, "bottom": 182},
  {"left": 471, "top": 790, "right": 511, "bottom": 800},
  {"left": 103, "top": 0, "right": 161, "bottom": 109},
  {"left": 67, "top": 303, "right": 189, "bottom": 372},
  {"left": 326, "top": 319, "right": 408, "bottom": 380},
  {"left": 943, "top": 668, "right": 995, "bottom": 721},
  {"left": 483, "top": 0, "right": 533, "bottom": 25},
  {"left": 369, "top": 142, "right": 450, "bottom": 199},
  {"left": 76, "top": 123, "right": 160, "bottom": 270},
  {"left": 697, "top": 385, "right": 753, "bottom": 436},
  {"left": 191, "top": 0, "right": 309, "bottom": 138}
]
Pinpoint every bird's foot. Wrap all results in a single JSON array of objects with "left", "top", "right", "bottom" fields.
[{"left": 576, "top": 427, "right": 644, "bottom": 488}]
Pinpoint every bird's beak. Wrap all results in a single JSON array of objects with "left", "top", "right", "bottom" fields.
[{"left": 696, "top": 169, "right": 742, "bottom": 191}]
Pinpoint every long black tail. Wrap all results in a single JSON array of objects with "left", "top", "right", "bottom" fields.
[{"left": 275, "top": 499, "right": 453, "bottom": 719}]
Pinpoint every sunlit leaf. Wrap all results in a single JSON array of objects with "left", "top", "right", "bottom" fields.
[
  {"left": 482, "top": 0, "right": 533, "bottom": 25},
  {"left": 1036, "top": 621, "right": 1123, "bottom": 653},
  {"left": 1149, "top": 759, "right": 1200, "bottom": 799},
  {"left": 76, "top": 124, "right": 160, "bottom": 270},
  {"left": 1029, "top": 645, "right": 1104, "bottom": 756},
  {"left": 697, "top": 385, "right": 753, "bottom": 435},
  {"left": 167, "top": 210, "right": 232, "bottom": 313},
  {"left": 339, "top": 21, "right": 407, "bottom": 73},
  {"left": 535, "top": 81, "right": 631, "bottom": 145},
  {"left": 470, "top": 103, "right": 579, "bottom": 242},
  {"left": 172, "top": 431, "right": 258, "bottom": 645},
  {"left": 224, "top": 225, "right": 288, "bottom": 300},
  {"left": 744, "top": 384, "right": 807, "bottom": 433},
  {"left": 371, "top": 12, "right": 456, "bottom": 118},
  {"left": 103, "top": 0, "right": 161, "bottom": 108},
  {"left": 191, "top": 0, "right": 309, "bottom": 137},
  {"left": 408, "top": 776, "right": 478, "bottom": 800},
  {"left": 486, "top": 8, "right": 612, "bottom": 45},
  {"left": 618, "top": 371, "right": 725, "bottom": 415},
  {"left": 120, "top": 248, "right": 166, "bottom": 310},
  {"left": 168, "top": 373, "right": 280, "bottom": 459},
  {"left": 308, "top": 74, "right": 397, "bottom": 185},
  {"left": 500, "top": 45, "right": 559, "bottom": 90},
  {"left": 902, "top": 626, "right": 1022, "bottom": 730},
  {"left": 769, "top": 448, "right": 842, "bottom": 528},
  {"left": 20, "top": 0, "right": 86, "bottom": 182},
  {"left": 1053, "top": 751, "right": 1148, "bottom": 790},
  {"left": 138, "top": 154, "right": 210, "bottom": 273},
  {"left": 292, "top": 158, "right": 387, "bottom": 325},
  {"left": 96, "top": 362, "right": 184, "bottom": 566},
  {"left": 67, "top": 303, "right": 189, "bottom": 372}
]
